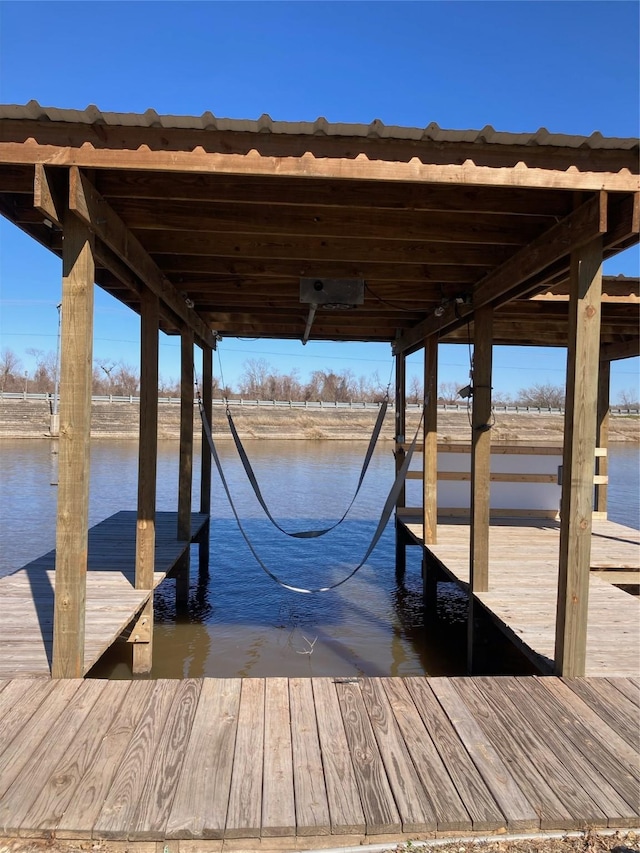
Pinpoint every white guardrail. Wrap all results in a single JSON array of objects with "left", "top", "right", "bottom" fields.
[{"left": 0, "top": 391, "right": 638, "bottom": 415}]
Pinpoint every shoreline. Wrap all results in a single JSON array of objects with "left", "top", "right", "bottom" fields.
[{"left": 0, "top": 398, "right": 638, "bottom": 444}]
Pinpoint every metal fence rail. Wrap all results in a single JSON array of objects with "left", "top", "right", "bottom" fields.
[{"left": 1, "top": 391, "right": 638, "bottom": 415}]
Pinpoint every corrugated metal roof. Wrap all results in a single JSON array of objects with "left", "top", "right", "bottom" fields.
[{"left": 0, "top": 101, "right": 637, "bottom": 150}]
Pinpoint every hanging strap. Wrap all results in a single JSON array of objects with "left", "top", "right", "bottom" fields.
[
  {"left": 198, "top": 395, "right": 423, "bottom": 594},
  {"left": 225, "top": 397, "right": 388, "bottom": 538}
]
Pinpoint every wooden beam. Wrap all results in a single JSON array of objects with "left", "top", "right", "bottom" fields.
[
  {"left": 200, "top": 345, "right": 213, "bottom": 515},
  {"left": 423, "top": 336, "right": 438, "bottom": 545},
  {"left": 594, "top": 359, "right": 610, "bottom": 517},
  {"left": 96, "top": 170, "right": 575, "bottom": 216},
  {"left": 139, "top": 230, "right": 511, "bottom": 267},
  {"left": 393, "top": 194, "right": 608, "bottom": 355},
  {"left": 52, "top": 212, "right": 95, "bottom": 679},
  {"left": 2, "top": 140, "right": 637, "bottom": 192},
  {"left": 33, "top": 164, "right": 66, "bottom": 228},
  {"left": 68, "top": 167, "right": 214, "bottom": 348},
  {"left": 599, "top": 338, "right": 640, "bottom": 361},
  {"left": 178, "top": 328, "right": 194, "bottom": 542},
  {"left": 107, "top": 197, "right": 548, "bottom": 246},
  {"left": 554, "top": 237, "right": 603, "bottom": 677},
  {"left": 133, "top": 289, "right": 159, "bottom": 674},
  {"left": 158, "top": 256, "right": 490, "bottom": 284}
]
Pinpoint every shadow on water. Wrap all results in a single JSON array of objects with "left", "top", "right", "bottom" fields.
[{"left": 90, "top": 517, "right": 536, "bottom": 680}]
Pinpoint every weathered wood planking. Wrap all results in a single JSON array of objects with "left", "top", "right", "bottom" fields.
[
  {"left": 399, "top": 516, "right": 640, "bottom": 676},
  {"left": 0, "top": 510, "right": 209, "bottom": 678},
  {"left": 0, "top": 676, "right": 637, "bottom": 846}
]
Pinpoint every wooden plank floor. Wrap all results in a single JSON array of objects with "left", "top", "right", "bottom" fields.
[
  {"left": 0, "top": 676, "right": 636, "bottom": 848},
  {"left": 0, "top": 511, "right": 208, "bottom": 679},
  {"left": 399, "top": 516, "right": 640, "bottom": 677}
]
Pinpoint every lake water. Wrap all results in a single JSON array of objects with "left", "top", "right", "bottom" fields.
[{"left": 0, "top": 439, "right": 638, "bottom": 679}]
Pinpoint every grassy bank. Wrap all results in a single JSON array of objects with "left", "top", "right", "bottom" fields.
[{"left": 0, "top": 397, "right": 638, "bottom": 443}]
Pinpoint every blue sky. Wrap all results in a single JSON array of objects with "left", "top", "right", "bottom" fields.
[{"left": 0, "top": 0, "right": 638, "bottom": 400}]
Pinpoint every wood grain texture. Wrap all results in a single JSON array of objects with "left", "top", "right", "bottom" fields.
[
  {"left": 261, "top": 677, "right": 296, "bottom": 837},
  {"left": 0, "top": 680, "right": 81, "bottom": 801},
  {"left": 129, "top": 679, "right": 202, "bottom": 839},
  {"left": 52, "top": 211, "right": 95, "bottom": 679},
  {"left": 430, "top": 677, "right": 539, "bottom": 830},
  {"left": 0, "top": 676, "right": 637, "bottom": 845},
  {"left": 166, "top": 678, "right": 240, "bottom": 840},
  {"left": 360, "top": 677, "right": 436, "bottom": 832},
  {"left": 289, "top": 677, "right": 331, "bottom": 836},
  {"left": 93, "top": 680, "right": 180, "bottom": 839},
  {"left": 0, "top": 510, "right": 209, "bottom": 679},
  {"left": 399, "top": 517, "right": 639, "bottom": 677},
  {"left": 497, "top": 677, "right": 637, "bottom": 827},
  {"left": 225, "top": 678, "right": 265, "bottom": 838},
  {"left": 452, "top": 678, "right": 575, "bottom": 829},
  {"left": 336, "top": 680, "right": 401, "bottom": 835},
  {"left": 382, "top": 677, "right": 470, "bottom": 831},
  {"left": 19, "top": 680, "right": 130, "bottom": 837},
  {"left": 57, "top": 679, "right": 156, "bottom": 838},
  {"left": 555, "top": 237, "right": 603, "bottom": 676},
  {"left": 311, "top": 678, "right": 365, "bottom": 835},
  {"left": 473, "top": 676, "right": 607, "bottom": 828},
  {"left": 406, "top": 677, "right": 505, "bottom": 831},
  {"left": 0, "top": 680, "right": 105, "bottom": 834}
]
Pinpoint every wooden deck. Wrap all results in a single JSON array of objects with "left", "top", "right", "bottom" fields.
[
  {"left": 399, "top": 516, "right": 640, "bottom": 677},
  {"left": 0, "top": 675, "right": 637, "bottom": 847},
  {"left": 0, "top": 511, "right": 209, "bottom": 679}
]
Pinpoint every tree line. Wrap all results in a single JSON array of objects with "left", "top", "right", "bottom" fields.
[{"left": 1, "top": 348, "right": 638, "bottom": 408}]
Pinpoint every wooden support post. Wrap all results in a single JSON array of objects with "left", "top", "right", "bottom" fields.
[
  {"left": 178, "top": 328, "right": 194, "bottom": 542},
  {"left": 555, "top": 238, "right": 603, "bottom": 677},
  {"left": 469, "top": 305, "right": 493, "bottom": 593},
  {"left": 200, "top": 345, "right": 213, "bottom": 515},
  {"left": 395, "top": 349, "right": 407, "bottom": 507},
  {"left": 422, "top": 553, "right": 438, "bottom": 622},
  {"left": 175, "top": 551, "right": 191, "bottom": 611},
  {"left": 467, "top": 305, "right": 493, "bottom": 673},
  {"left": 423, "top": 336, "right": 438, "bottom": 545},
  {"left": 52, "top": 212, "right": 95, "bottom": 679},
  {"left": 198, "top": 519, "right": 211, "bottom": 578},
  {"left": 595, "top": 358, "right": 610, "bottom": 516},
  {"left": 133, "top": 289, "right": 159, "bottom": 674},
  {"left": 395, "top": 349, "right": 407, "bottom": 579}
]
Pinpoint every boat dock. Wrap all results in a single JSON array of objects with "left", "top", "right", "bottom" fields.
[
  {"left": 0, "top": 674, "right": 637, "bottom": 848},
  {"left": 398, "top": 515, "right": 640, "bottom": 677},
  {"left": 0, "top": 511, "right": 208, "bottom": 679}
]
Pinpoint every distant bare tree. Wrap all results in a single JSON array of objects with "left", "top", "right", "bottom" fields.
[
  {"left": 438, "top": 381, "right": 465, "bottom": 404},
  {"left": 516, "top": 382, "right": 565, "bottom": 408},
  {"left": 26, "top": 348, "right": 56, "bottom": 393},
  {"left": 617, "top": 388, "right": 640, "bottom": 408},
  {"left": 112, "top": 363, "right": 140, "bottom": 396},
  {"left": 408, "top": 375, "right": 423, "bottom": 404},
  {"left": 0, "top": 348, "right": 22, "bottom": 392},
  {"left": 239, "top": 358, "right": 270, "bottom": 398}
]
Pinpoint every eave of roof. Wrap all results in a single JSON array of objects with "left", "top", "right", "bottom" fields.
[{"left": 0, "top": 101, "right": 637, "bottom": 151}]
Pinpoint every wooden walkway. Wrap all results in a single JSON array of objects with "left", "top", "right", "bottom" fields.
[
  {"left": 0, "top": 511, "right": 209, "bottom": 679},
  {"left": 0, "top": 675, "right": 637, "bottom": 847},
  {"left": 399, "top": 516, "right": 640, "bottom": 677}
]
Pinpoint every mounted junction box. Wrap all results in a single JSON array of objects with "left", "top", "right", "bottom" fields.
[{"left": 300, "top": 278, "right": 365, "bottom": 308}]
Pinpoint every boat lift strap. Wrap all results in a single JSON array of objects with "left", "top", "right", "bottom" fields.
[
  {"left": 198, "top": 396, "right": 424, "bottom": 594},
  {"left": 225, "top": 397, "right": 388, "bottom": 538}
]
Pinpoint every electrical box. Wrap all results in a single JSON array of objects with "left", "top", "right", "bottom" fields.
[{"left": 300, "top": 278, "right": 364, "bottom": 307}]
